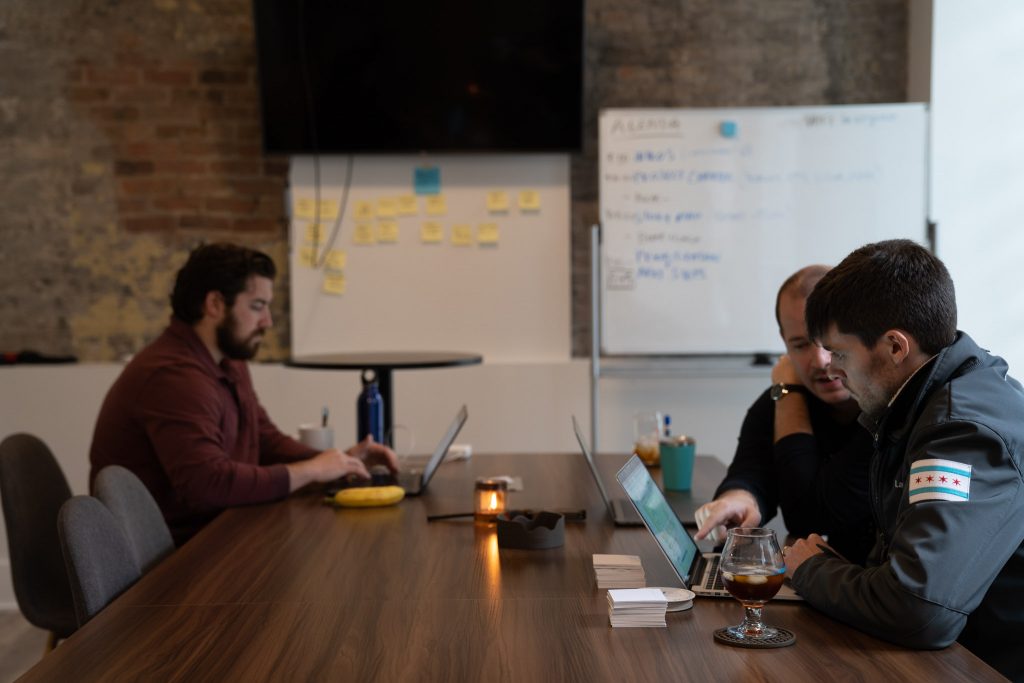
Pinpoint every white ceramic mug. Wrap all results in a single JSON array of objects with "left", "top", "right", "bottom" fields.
[{"left": 298, "top": 425, "right": 334, "bottom": 451}]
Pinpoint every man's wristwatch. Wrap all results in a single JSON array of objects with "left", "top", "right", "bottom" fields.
[{"left": 770, "top": 383, "right": 810, "bottom": 401}]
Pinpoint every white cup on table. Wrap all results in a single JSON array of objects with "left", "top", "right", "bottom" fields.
[{"left": 298, "top": 425, "right": 334, "bottom": 451}]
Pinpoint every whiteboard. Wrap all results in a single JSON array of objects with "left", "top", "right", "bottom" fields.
[
  {"left": 289, "top": 155, "right": 571, "bottom": 362},
  {"left": 599, "top": 104, "right": 928, "bottom": 355}
]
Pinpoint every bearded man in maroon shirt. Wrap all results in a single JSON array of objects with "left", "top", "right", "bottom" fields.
[{"left": 90, "top": 243, "right": 398, "bottom": 544}]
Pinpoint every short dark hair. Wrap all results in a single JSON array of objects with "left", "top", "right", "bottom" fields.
[
  {"left": 774, "top": 264, "right": 830, "bottom": 333},
  {"left": 805, "top": 239, "right": 956, "bottom": 354},
  {"left": 170, "top": 243, "right": 276, "bottom": 324}
]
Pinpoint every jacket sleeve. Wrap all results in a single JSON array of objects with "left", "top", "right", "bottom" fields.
[
  {"left": 792, "top": 418, "right": 1024, "bottom": 648},
  {"left": 256, "top": 401, "right": 319, "bottom": 465},
  {"left": 714, "top": 390, "right": 777, "bottom": 524},
  {"left": 137, "top": 365, "right": 292, "bottom": 508}
]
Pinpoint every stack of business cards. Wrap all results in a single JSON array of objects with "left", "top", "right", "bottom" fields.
[
  {"left": 593, "top": 554, "right": 646, "bottom": 589},
  {"left": 607, "top": 588, "right": 668, "bottom": 628}
]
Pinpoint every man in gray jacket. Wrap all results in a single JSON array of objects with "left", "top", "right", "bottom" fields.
[{"left": 786, "top": 239, "right": 1024, "bottom": 681}]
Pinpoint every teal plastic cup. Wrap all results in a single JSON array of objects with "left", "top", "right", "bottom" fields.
[{"left": 660, "top": 436, "right": 696, "bottom": 491}]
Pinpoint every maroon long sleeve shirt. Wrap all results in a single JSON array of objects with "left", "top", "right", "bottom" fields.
[{"left": 89, "top": 318, "right": 316, "bottom": 545}]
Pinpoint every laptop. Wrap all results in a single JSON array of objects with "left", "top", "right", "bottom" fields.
[
  {"left": 332, "top": 405, "right": 468, "bottom": 496},
  {"left": 571, "top": 416, "right": 644, "bottom": 526},
  {"left": 616, "top": 455, "right": 801, "bottom": 601}
]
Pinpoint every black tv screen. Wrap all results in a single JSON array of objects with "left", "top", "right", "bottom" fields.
[{"left": 252, "top": 0, "right": 584, "bottom": 154}]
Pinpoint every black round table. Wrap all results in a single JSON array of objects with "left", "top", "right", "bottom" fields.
[{"left": 286, "top": 352, "right": 482, "bottom": 441}]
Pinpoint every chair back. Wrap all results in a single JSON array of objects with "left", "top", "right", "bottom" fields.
[
  {"left": 58, "top": 496, "right": 141, "bottom": 626},
  {"left": 94, "top": 465, "right": 174, "bottom": 573},
  {"left": 0, "top": 433, "right": 77, "bottom": 638}
]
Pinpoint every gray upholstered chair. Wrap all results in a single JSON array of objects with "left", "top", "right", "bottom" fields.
[
  {"left": 0, "top": 433, "right": 78, "bottom": 650},
  {"left": 58, "top": 495, "right": 141, "bottom": 627},
  {"left": 93, "top": 465, "right": 174, "bottom": 574}
]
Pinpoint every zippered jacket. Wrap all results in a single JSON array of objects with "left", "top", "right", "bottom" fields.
[{"left": 791, "top": 332, "right": 1024, "bottom": 681}]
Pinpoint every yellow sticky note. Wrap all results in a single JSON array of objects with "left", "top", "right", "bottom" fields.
[
  {"left": 354, "top": 200, "right": 376, "bottom": 221},
  {"left": 377, "top": 197, "right": 397, "bottom": 217},
  {"left": 353, "top": 223, "right": 376, "bottom": 245},
  {"left": 318, "top": 200, "right": 339, "bottom": 220},
  {"left": 421, "top": 222, "right": 444, "bottom": 243},
  {"left": 397, "top": 195, "right": 418, "bottom": 216},
  {"left": 294, "top": 197, "right": 316, "bottom": 219},
  {"left": 322, "top": 273, "right": 346, "bottom": 295},
  {"left": 478, "top": 223, "right": 499, "bottom": 245},
  {"left": 425, "top": 195, "right": 447, "bottom": 216},
  {"left": 518, "top": 189, "right": 541, "bottom": 212},
  {"left": 298, "top": 246, "right": 317, "bottom": 267},
  {"left": 305, "top": 223, "right": 327, "bottom": 244},
  {"left": 377, "top": 221, "right": 399, "bottom": 243},
  {"left": 325, "top": 249, "right": 347, "bottom": 270},
  {"left": 486, "top": 190, "right": 509, "bottom": 213},
  {"left": 451, "top": 224, "right": 473, "bottom": 246},
  {"left": 294, "top": 198, "right": 339, "bottom": 220}
]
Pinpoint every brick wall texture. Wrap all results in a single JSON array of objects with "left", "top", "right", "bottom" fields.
[{"left": 0, "top": 0, "right": 908, "bottom": 361}]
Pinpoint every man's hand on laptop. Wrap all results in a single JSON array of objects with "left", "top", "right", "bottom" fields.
[
  {"left": 287, "top": 449, "right": 370, "bottom": 492},
  {"left": 693, "top": 489, "right": 761, "bottom": 543},
  {"left": 347, "top": 435, "right": 400, "bottom": 474}
]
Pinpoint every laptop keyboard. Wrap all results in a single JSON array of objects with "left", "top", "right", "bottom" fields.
[{"left": 703, "top": 556, "right": 726, "bottom": 591}]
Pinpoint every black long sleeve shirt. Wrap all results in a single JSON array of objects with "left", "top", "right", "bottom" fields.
[{"left": 714, "top": 388, "right": 875, "bottom": 564}]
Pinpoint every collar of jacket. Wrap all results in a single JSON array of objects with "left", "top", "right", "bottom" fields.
[{"left": 860, "top": 331, "right": 984, "bottom": 447}]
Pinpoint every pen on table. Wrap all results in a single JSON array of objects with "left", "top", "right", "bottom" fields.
[
  {"left": 426, "top": 512, "right": 474, "bottom": 521},
  {"left": 425, "top": 509, "right": 588, "bottom": 523},
  {"left": 321, "top": 406, "right": 329, "bottom": 427}
]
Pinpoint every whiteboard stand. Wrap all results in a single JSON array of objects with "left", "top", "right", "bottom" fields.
[{"left": 590, "top": 223, "right": 602, "bottom": 453}]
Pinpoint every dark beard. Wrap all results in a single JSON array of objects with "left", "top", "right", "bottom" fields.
[{"left": 216, "top": 317, "right": 261, "bottom": 360}]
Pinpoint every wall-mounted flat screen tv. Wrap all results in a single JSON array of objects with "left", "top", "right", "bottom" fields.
[{"left": 252, "top": 0, "right": 584, "bottom": 154}]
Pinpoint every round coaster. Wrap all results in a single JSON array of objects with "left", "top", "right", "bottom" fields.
[
  {"left": 713, "top": 627, "right": 796, "bottom": 649},
  {"left": 654, "top": 587, "right": 695, "bottom": 612}
]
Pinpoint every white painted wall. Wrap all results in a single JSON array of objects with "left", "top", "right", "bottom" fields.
[
  {"left": 928, "top": 0, "right": 1024, "bottom": 371},
  {"left": 0, "top": 361, "right": 766, "bottom": 609}
]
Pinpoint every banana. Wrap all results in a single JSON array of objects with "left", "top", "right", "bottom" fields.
[{"left": 331, "top": 485, "right": 405, "bottom": 508}]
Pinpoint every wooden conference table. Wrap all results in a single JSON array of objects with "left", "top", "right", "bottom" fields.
[{"left": 23, "top": 454, "right": 1002, "bottom": 681}]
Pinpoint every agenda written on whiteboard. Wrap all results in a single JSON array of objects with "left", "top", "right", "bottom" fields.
[{"left": 598, "top": 104, "right": 928, "bottom": 355}]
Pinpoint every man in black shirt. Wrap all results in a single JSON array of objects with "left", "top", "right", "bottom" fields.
[{"left": 694, "top": 265, "right": 874, "bottom": 564}]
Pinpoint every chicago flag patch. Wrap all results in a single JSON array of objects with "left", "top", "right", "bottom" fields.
[{"left": 908, "top": 458, "right": 971, "bottom": 503}]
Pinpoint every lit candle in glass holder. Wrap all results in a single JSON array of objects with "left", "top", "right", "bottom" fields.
[{"left": 474, "top": 478, "right": 507, "bottom": 522}]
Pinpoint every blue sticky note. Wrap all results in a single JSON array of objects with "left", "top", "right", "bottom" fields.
[
  {"left": 414, "top": 166, "right": 441, "bottom": 195},
  {"left": 720, "top": 121, "right": 738, "bottom": 138}
]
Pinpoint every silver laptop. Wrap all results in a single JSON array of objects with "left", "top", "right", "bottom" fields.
[
  {"left": 616, "top": 455, "right": 801, "bottom": 601},
  {"left": 333, "top": 405, "right": 467, "bottom": 496},
  {"left": 571, "top": 416, "right": 644, "bottom": 526},
  {"left": 396, "top": 404, "right": 468, "bottom": 496}
]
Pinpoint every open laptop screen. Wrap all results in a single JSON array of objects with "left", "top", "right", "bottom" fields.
[
  {"left": 617, "top": 455, "right": 700, "bottom": 586},
  {"left": 571, "top": 415, "right": 614, "bottom": 509},
  {"left": 419, "top": 404, "right": 469, "bottom": 488}
]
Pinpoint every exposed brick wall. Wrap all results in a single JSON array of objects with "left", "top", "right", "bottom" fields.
[
  {"left": 0, "top": 0, "right": 292, "bottom": 361},
  {"left": 69, "top": 57, "right": 288, "bottom": 236},
  {"left": 0, "top": 0, "right": 908, "bottom": 361}
]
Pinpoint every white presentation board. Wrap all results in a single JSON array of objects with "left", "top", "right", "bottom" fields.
[
  {"left": 599, "top": 104, "right": 928, "bottom": 355},
  {"left": 289, "top": 155, "right": 571, "bottom": 362}
]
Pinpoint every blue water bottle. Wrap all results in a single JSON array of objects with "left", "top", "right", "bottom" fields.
[{"left": 356, "top": 370, "right": 384, "bottom": 443}]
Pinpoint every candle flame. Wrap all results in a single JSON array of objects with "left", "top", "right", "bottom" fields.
[{"left": 489, "top": 492, "right": 498, "bottom": 510}]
